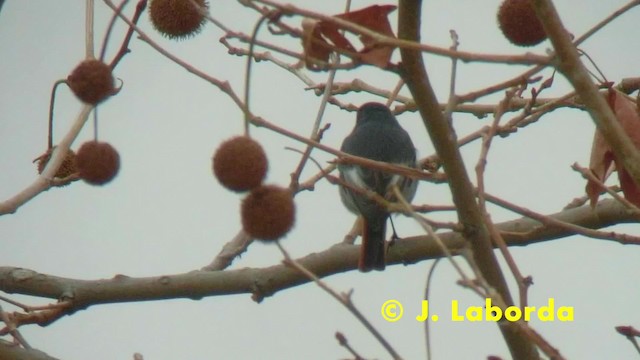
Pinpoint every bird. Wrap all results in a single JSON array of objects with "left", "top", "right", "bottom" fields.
[{"left": 338, "top": 102, "right": 418, "bottom": 272}]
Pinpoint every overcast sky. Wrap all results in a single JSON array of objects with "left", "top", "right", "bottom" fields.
[{"left": 1, "top": 1, "right": 639, "bottom": 359}]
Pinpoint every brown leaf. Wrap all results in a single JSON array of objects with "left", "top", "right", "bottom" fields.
[
  {"left": 609, "top": 89, "right": 640, "bottom": 206},
  {"left": 336, "top": 5, "right": 397, "bottom": 67},
  {"left": 301, "top": 5, "right": 397, "bottom": 69},
  {"left": 608, "top": 88, "right": 640, "bottom": 148},
  {"left": 586, "top": 88, "right": 640, "bottom": 207},
  {"left": 586, "top": 127, "right": 615, "bottom": 207},
  {"left": 618, "top": 167, "right": 640, "bottom": 206},
  {"left": 301, "top": 19, "right": 328, "bottom": 65}
]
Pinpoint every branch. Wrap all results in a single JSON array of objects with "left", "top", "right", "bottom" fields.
[
  {"left": 108, "top": 0, "right": 147, "bottom": 69},
  {"left": 251, "top": 0, "right": 550, "bottom": 66},
  {"left": 0, "top": 199, "right": 634, "bottom": 324},
  {"left": 397, "top": 1, "right": 538, "bottom": 358},
  {"left": 0, "top": 341, "right": 59, "bottom": 360},
  {"left": 532, "top": 0, "right": 640, "bottom": 185},
  {"left": 277, "top": 243, "right": 403, "bottom": 360},
  {"left": 0, "top": 106, "right": 93, "bottom": 215}
]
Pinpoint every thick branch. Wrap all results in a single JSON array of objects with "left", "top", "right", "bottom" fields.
[
  {"left": 532, "top": 0, "right": 640, "bottom": 185},
  {"left": 0, "top": 199, "right": 633, "bottom": 313},
  {"left": 397, "top": 1, "right": 538, "bottom": 358},
  {"left": 0, "top": 340, "right": 59, "bottom": 360}
]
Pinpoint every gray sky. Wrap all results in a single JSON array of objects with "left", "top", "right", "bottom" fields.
[{"left": 1, "top": 1, "right": 639, "bottom": 359}]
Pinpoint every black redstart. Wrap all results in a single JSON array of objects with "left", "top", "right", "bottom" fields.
[{"left": 339, "top": 102, "right": 417, "bottom": 272}]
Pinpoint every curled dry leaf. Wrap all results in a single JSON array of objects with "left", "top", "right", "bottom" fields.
[
  {"left": 586, "top": 88, "right": 640, "bottom": 207},
  {"left": 301, "top": 5, "right": 397, "bottom": 69}
]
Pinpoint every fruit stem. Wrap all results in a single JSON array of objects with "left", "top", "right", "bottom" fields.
[
  {"left": 48, "top": 80, "right": 66, "bottom": 149},
  {"left": 243, "top": 14, "right": 270, "bottom": 137}
]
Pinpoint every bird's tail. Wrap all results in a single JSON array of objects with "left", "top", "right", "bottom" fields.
[{"left": 359, "top": 215, "right": 388, "bottom": 272}]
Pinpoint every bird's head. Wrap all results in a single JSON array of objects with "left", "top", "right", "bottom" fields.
[{"left": 356, "top": 102, "right": 395, "bottom": 126}]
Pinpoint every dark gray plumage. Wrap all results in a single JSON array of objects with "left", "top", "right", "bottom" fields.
[{"left": 339, "top": 102, "right": 417, "bottom": 272}]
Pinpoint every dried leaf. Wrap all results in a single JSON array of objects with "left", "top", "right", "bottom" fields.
[
  {"left": 336, "top": 5, "right": 397, "bottom": 67},
  {"left": 618, "top": 167, "right": 640, "bottom": 206},
  {"left": 301, "top": 19, "right": 337, "bottom": 68},
  {"left": 609, "top": 89, "right": 640, "bottom": 205},
  {"left": 301, "top": 5, "right": 397, "bottom": 69},
  {"left": 586, "top": 88, "right": 640, "bottom": 207},
  {"left": 608, "top": 88, "right": 640, "bottom": 148},
  {"left": 586, "top": 127, "right": 615, "bottom": 207}
]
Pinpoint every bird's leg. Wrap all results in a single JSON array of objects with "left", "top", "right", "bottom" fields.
[{"left": 387, "top": 217, "right": 400, "bottom": 251}]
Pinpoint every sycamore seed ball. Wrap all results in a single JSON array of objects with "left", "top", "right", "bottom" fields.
[
  {"left": 241, "top": 185, "right": 295, "bottom": 242},
  {"left": 149, "top": 0, "right": 208, "bottom": 40},
  {"left": 67, "top": 60, "right": 114, "bottom": 104},
  {"left": 497, "top": 0, "right": 547, "bottom": 47},
  {"left": 76, "top": 141, "right": 121, "bottom": 185},
  {"left": 36, "top": 146, "right": 77, "bottom": 178},
  {"left": 213, "top": 136, "right": 268, "bottom": 192}
]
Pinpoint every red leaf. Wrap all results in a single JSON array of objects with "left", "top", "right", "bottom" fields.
[
  {"left": 618, "top": 167, "right": 640, "bottom": 206},
  {"left": 586, "top": 88, "right": 640, "bottom": 207},
  {"left": 608, "top": 88, "right": 640, "bottom": 148},
  {"left": 586, "top": 128, "right": 615, "bottom": 207},
  {"left": 610, "top": 89, "right": 640, "bottom": 206},
  {"left": 301, "top": 18, "right": 355, "bottom": 69},
  {"left": 301, "top": 5, "right": 397, "bottom": 69},
  {"left": 336, "top": 5, "right": 397, "bottom": 67}
]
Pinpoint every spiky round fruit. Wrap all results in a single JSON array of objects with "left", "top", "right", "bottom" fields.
[
  {"left": 76, "top": 141, "right": 120, "bottom": 185},
  {"left": 212, "top": 136, "right": 268, "bottom": 192},
  {"left": 35, "top": 146, "right": 77, "bottom": 178},
  {"left": 497, "top": 0, "right": 547, "bottom": 47},
  {"left": 67, "top": 60, "right": 114, "bottom": 104},
  {"left": 241, "top": 185, "right": 295, "bottom": 241},
  {"left": 149, "top": 0, "right": 208, "bottom": 40}
]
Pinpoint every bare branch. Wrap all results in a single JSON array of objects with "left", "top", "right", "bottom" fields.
[
  {"left": 0, "top": 199, "right": 633, "bottom": 323},
  {"left": 533, "top": 0, "right": 640, "bottom": 184}
]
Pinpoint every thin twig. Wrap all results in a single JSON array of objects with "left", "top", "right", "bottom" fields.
[
  {"left": 335, "top": 332, "right": 365, "bottom": 360},
  {"left": 189, "top": 0, "right": 230, "bottom": 33},
  {"left": 0, "top": 305, "right": 31, "bottom": 349},
  {"left": 244, "top": 15, "right": 271, "bottom": 136},
  {"left": 102, "top": 0, "right": 247, "bottom": 111},
  {"left": 275, "top": 242, "right": 404, "bottom": 360},
  {"left": 484, "top": 191, "right": 640, "bottom": 245},
  {"left": 475, "top": 89, "right": 532, "bottom": 308},
  {"left": 573, "top": 0, "right": 640, "bottom": 46},
  {"left": 391, "top": 186, "right": 483, "bottom": 297},
  {"left": 289, "top": 55, "right": 338, "bottom": 191},
  {"left": 443, "top": 29, "right": 460, "bottom": 121},
  {"left": 0, "top": 105, "right": 93, "bottom": 215},
  {"left": 420, "top": 90, "right": 582, "bottom": 170},
  {"left": 47, "top": 80, "right": 66, "bottom": 149},
  {"left": 86, "top": 0, "right": 95, "bottom": 59},
  {"left": 296, "top": 164, "right": 336, "bottom": 193},
  {"left": 571, "top": 162, "right": 640, "bottom": 216},
  {"left": 616, "top": 325, "right": 640, "bottom": 356},
  {"left": 101, "top": 0, "right": 129, "bottom": 62},
  {"left": 201, "top": 230, "right": 253, "bottom": 271},
  {"left": 109, "top": 0, "right": 147, "bottom": 69},
  {"left": 385, "top": 79, "right": 405, "bottom": 107},
  {"left": 457, "top": 0, "right": 640, "bottom": 105},
  {"left": 423, "top": 258, "right": 440, "bottom": 360},
  {"left": 252, "top": 0, "right": 550, "bottom": 66}
]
